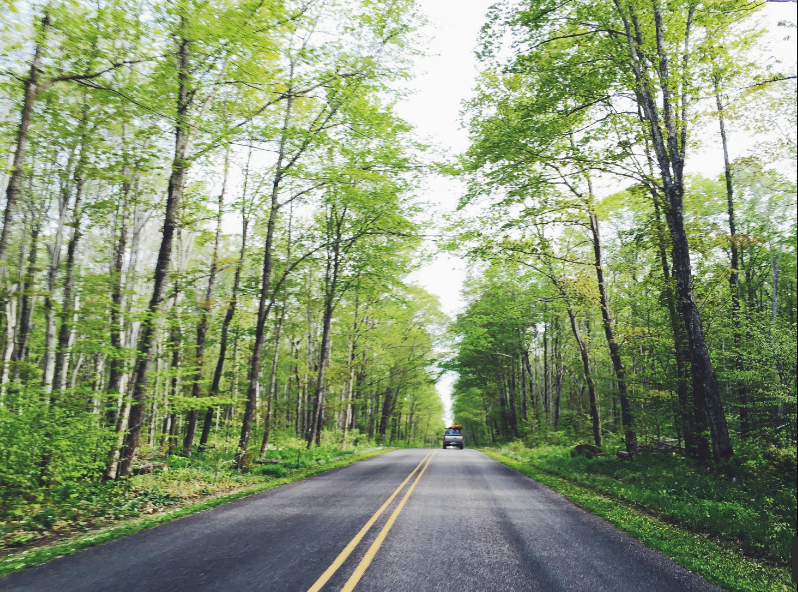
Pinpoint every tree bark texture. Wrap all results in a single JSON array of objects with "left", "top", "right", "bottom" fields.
[
  {"left": 588, "top": 208, "right": 636, "bottom": 452},
  {"left": 613, "top": 0, "right": 732, "bottom": 459},
  {"left": 118, "top": 31, "right": 193, "bottom": 478}
]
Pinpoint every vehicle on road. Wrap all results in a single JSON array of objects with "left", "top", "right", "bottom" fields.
[{"left": 443, "top": 425, "right": 465, "bottom": 449}]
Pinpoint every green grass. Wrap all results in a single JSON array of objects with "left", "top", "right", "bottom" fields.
[
  {"left": 0, "top": 446, "right": 391, "bottom": 577},
  {"left": 482, "top": 448, "right": 794, "bottom": 592}
]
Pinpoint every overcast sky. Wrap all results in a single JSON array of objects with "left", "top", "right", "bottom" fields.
[
  {"left": 398, "top": 0, "right": 496, "bottom": 424},
  {"left": 398, "top": 0, "right": 797, "bottom": 425}
]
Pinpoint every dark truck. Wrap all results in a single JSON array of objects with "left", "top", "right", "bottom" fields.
[{"left": 442, "top": 425, "right": 465, "bottom": 449}]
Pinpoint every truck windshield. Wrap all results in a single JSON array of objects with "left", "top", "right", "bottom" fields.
[{"left": 444, "top": 428, "right": 462, "bottom": 436}]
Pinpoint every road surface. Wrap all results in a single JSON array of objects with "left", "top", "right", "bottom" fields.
[{"left": 0, "top": 448, "right": 721, "bottom": 592}]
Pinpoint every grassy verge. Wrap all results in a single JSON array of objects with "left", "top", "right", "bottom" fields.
[
  {"left": 0, "top": 447, "right": 391, "bottom": 578},
  {"left": 482, "top": 449, "right": 794, "bottom": 592}
]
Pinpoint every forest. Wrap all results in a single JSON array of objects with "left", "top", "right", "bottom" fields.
[
  {"left": 0, "top": 0, "right": 445, "bottom": 548},
  {"left": 0, "top": 0, "right": 796, "bottom": 586},
  {"left": 447, "top": 0, "right": 796, "bottom": 459},
  {"left": 444, "top": 0, "right": 796, "bottom": 579}
]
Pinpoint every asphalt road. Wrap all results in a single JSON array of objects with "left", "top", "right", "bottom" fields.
[{"left": 0, "top": 448, "right": 722, "bottom": 592}]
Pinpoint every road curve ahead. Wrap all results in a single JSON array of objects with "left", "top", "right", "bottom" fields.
[{"left": 0, "top": 449, "right": 721, "bottom": 592}]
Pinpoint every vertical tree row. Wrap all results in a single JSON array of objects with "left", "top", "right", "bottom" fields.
[
  {"left": 447, "top": 0, "right": 796, "bottom": 457},
  {"left": 0, "top": 0, "right": 445, "bottom": 495}
]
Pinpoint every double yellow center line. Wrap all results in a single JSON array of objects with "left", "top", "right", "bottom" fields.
[{"left": 307, "top": 450, "right": 436, "bottom": 592}]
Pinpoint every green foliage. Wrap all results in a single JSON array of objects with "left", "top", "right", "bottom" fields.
[
  {"left": 0, "top": 0, "right": 443, "bottom": 558},
  {"left": 494, "top": 446, "right": 796, "bottom": 565},
  {"left": 0, "top": 448, "right": 392, "bottom": 577},
  {"left": 0, "top": 437, "right": 388, "bottom": 554},
  {"left": 486, "top": 450, "right": 793, "bottom": 592}
]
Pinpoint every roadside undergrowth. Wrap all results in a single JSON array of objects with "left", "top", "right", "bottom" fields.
[
  {"left": 482, "top": 448, "right": 794, "bottom": 592},
  {"left": 0, "top": 446, "right": 391, "bottom": 577}
]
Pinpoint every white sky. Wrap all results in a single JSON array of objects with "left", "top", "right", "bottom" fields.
[
  {"left": 399, "top": 1, "right": 797, "bottom": 426},
  {"left": 400, "top": 0, "right": 496, "bottom": 425}
]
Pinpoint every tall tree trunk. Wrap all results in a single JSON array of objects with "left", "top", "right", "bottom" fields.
[
  {"left": 184, "top": 153, "right": 227, "bottom": 456},
  {"left": 53, "top": 160, "right": 87, "bottom": 395},
  {"left": 42, "top": 167, "right": 75, "bottom": 394},
  {"left": 341, "top": 346, "right": 357, "bottom": 450},
  {"left": 199, "top": 217, "right": 249, "bottom": 450},
  {"left": 307, "top": 207, "right": 343, "bottom": 447},
  {"left": 653, "top": 200, "right": 708, "bottom": 458},
  {"left": 715, "top": 87, "right": 749, "bottom": 441},
  {"left": 368, "top": 388, "right": 377, "bottom": 441},
  {"left": 614, "top": 1, "right": 732, "bottom": 460},
  {"left": 549, "top": 268, "right": 601, "bottom": 446},
  {"left": 507, "top": 369, "right": 519, "bottom": 436},
  {"left": 12, "top": 219, "right": 40, "bottom": 369},
  {"left": 542, "top": 321, "right": 549, "bottom": 423},
  {"left": 236, "top": 184, "right": 279, "bottom": 462},
  {"left": 519, "top": 354, "right": 528, "bottom": 421},
  {"left": 260, "top": 286, "right": 288, "bottom": 455},
  {"left": 588, "top": 206, "right": 636, "bottom": 452},
  {"left": 117, "top": 30, "right": 194, "bottom": 478},
  {"left": 340, "top": 297, "right": 360, "bottom": 449},
  {"left": 566, "top": 306, "right": 601, "bottom": 447},
  {"left": 259, "top": 204, "right": 293, "bottom": 454},
  {"left": 236, "top": 91, "right": 296, "bottom": 465},
  {"left": 106, "top": 167, "right": 133, "bottom": 427},
  {"left": 379, "top": 385, "right": 394, "bottom": 440},
  {"left": 771, "top": 251, "right": 781, "bottom": 321},
  {"left": 666, "top": 202, "right": 731, "bottom": 458},
  {"left": 0, "top": 11, "right": 50, "bottom": 288},
  {"left": 166, "top": 305, "right": 182, "bottom": 456},
  {"left": 293, "top": 340, "right": 302, "bottom": 437},
  {"left": 521, "top": 350, "right": 540, "bottom": 427},
  {"left": 553, "top": 316, "right": 563, "bottom": 430}
]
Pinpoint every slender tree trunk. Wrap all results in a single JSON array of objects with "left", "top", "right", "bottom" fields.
[
  {"left": 588, "top": 206, "right": 636, "bottom": 452},
  {"left": 379, "top": 386, "right": 394, "bottom": 440},
  {"left": 260, "top": 286, "right": 288, "bottom": 455},
  {"left": 507, "top": 369, "right": 519, "bottom": 436},
  {"left": 543, "top": 322, "right": 550, "bottom": 423},
  {"left": 0, "top": 11, "right": 49, "bottom": 286},
  {"left": 566, "top": 306, "right": 602, "bottom": 447},
  {"left": 42, "top": 174, "right": 74, "bottom": 395},
  {"left": 184, "top": 154, "right": 227, "bottom": 455},
  {"left": 341, "top": 301, "right": 360, "bottom": 450},
  {"left": 615, "top": 1, "right": 732, "bottom": 459},
  {"left": 237, "top": 189, "right": 280, "bottom": 463},
  {"left": 519, "top": 354, "right": 528, "bottom": 421},
  {"left": 771, "top": 251, "right": 781, "bottom": 321},
  {"left": 553, "top": 316, "right": 563, "bottom": 430},
  {"left": 117, "top": 30, "right": 194, "bottom": 478},
  {"left": 293, "top": 340, "right": 301, "bottom": 437},
  {"left": 368, "top": 388, "right": 377, "bottom": 441},
  {"left": 12, "top": 219, "right": 40, "bottom": 368},
  {"left": 53, "top": 162, "right": 87, "bottom": 395},
  {"left": 106, "top": 169, "right": 132, "bottom": 426},
  {"left": 199, "top": 218, "right": 248, "bottom": 450},
  {"left": 521, "top": 350, "right": 540, "bottom": 428},
  {"left": 237, "top": 91, "right": 297, "bottom": 464},
  {"left": 714, "top": 87, "right": 749, "bottom": 442},
  {"left": 307, "top": 208, "right": 343, "bottom": 447}
]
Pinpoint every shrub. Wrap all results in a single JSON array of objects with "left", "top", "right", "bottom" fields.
[{"left": 257, "top": 465, "right": 285, "bottom": 478}]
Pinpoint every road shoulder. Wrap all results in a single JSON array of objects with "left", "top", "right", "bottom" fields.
[
  {"left": 0, "top": 448, "right": 392, "bottom": 579},
  {"left": 481, "top": 449, "right": 792, "bottom": 592}
]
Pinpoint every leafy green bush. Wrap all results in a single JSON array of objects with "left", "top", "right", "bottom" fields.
[
  {"left": 32, "top": 509, "right": 58, "bottom": 530},
  {"left": 256, "top": 465, "right": 285, "bottom": 478},
  {"left": 0, "top": 429, "right": 382, "bottom": 553}
]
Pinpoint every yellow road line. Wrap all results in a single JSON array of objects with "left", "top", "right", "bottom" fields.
[
  {"left": 340, "top": 451, "right": 436, "bottom": 592},
  {"left": 306, "top": 450, "right": 433, "bottom": 592}
]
